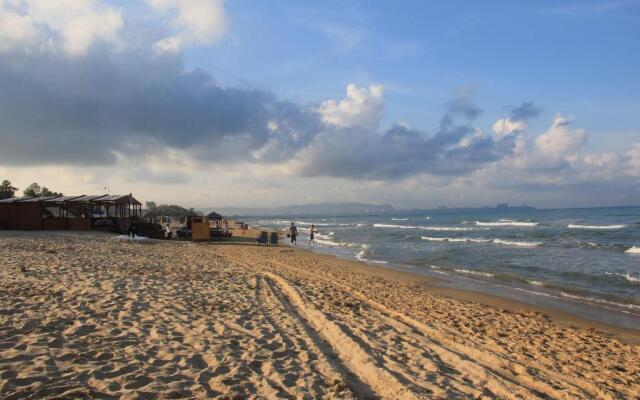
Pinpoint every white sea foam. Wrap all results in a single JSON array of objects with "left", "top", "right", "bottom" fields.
[
  {"left": 475, "top": 220, "right": 538, "bottom": 227},
  {"left": 374, "top": 223, "right": 474, "bottom": 231},
  {"left": 568, "top": 224, "right": 626, "bottom": 230},
  {"left": 493, "top": 239, "right": 542, "bottom": 248},
  {"left": 454, "top": 269, "right": 494, "bottom": 278},
  {"left": 374, "top": 223, "right": 417, "bottom": 229},
  {"left": 391, "top": 218, "right": 408, "bottom": 221},
  {"left": 529, "top": 280, "right": 544, "bottom": 286},
  {"left": 296, "top": 221, "right": 332, "bottom": 226},
  {"left": 421, "top": 236, "right": 537, "bottom": 247},
  {"left": 625, "top": 246, "right": 640, "bottom": 254},
  {"left": 605, "top": 272, "right": 640, "bottom": 283},
  {"left": 421, "top": 236, "right": 490, "bottom": 243},
  {"left": 315, "top": 232, "right": 333, "bottom": 240},
  {"left": 429, "top": 265, "right": 450, "bottom": 275},
  {"left": 559, "top": 292, "right": 640, "bottom": 311}
]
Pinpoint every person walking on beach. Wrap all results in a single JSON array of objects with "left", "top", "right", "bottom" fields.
[
  {"left": 308, "top": 224, "right": 316, "bottom": 247},
  {"left": 289, "top": 222, "right": 298, "bottom": 246},
  {"left": 127, "top": 220, "right": 138, "bottom": 238}
]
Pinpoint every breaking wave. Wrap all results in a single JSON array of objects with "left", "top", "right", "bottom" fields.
[
  {"left": 568, "top": 224, "right": 626, "bottom": 230},
  {"left": 421, "top": 236, "right": 542, "bottom": 247},
  {"left": 475, "top": 220, "right": 538, "bottom": 227},
  {"left": 493, "top": 239, "right": 542, "bottom": 248},
  {"left": 421, "top": 236, "right": 490, "bottom": 243},
  {"left": 625, "top": 246, "right": 640, "bottom": 254},
  {"left": 604, "top": 272, "right": 640, "bottom": 283},
  {"left": 374, "top": 223, "right": 475, "bottom": 231}
]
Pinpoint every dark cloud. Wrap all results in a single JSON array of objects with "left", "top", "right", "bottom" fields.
[
  {"left": 298, "top": 122, "right": 515, "bottom": 180},
  {"left": 0, "top": 47, "right": 320, "bottom": 166},
  {"left": 446, "top": 97, "right": 483, "bottom": 120},
  {"left": 0, "top": 44, "right": 516, "bottom": 181},
  {"left": 510, "top": 102, "right": 541, "bottom": 121}
]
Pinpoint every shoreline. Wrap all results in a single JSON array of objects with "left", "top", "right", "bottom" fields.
[
  {"left": 279, "top": 234, "right": 640, "bottom": 331},
  {"left": 276, "top": 244, "right": 640, "bottom": 344}
]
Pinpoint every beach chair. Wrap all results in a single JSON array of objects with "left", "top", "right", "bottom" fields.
[
  {"left": 257, "top": 231, "right": 269, "bottom": 246},
  {"left": 269, "top": 232, "right": 278, "bottom": 246}
]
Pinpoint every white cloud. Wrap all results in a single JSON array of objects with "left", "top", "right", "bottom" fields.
[
  {"left": 492, "top": 118, "right": 525, "bottom": 138},
  {"left": 318, "top": 83, "right": 384, "bottom": 129},
  {"left": 0, "top": 3, "right": 38, "bottom": 51},
  {"left": 626, "top": 143, "right": 640, "bottom": 176},
  {"left": 0, "top": 0, "right": 124, "bottom": 56},
  {"left": 153, "top": 36, "right": 182, "bottom": 53},
  {"left": 147, "top": 0, "right": 227, "bottom": 52},
  {"left": 535, "top": 114, "right": 587, "bottom": 158}
]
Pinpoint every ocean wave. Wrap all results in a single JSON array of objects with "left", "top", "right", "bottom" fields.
[
  {"left": 493, "top": 239, "right": 542, "bottom": 248},
  {"left": 296, "top": 221, "right": 332, "bottom": 226},
  {"left": 568, "top": 224, "right": 626, "bottom": 230},
  {"left": 626, "top": 246, "right": 640, "bottom": 254},
  {"left": 391, "top": 218, "right": 408, "bottom": 221},
  {"left": 421, "top": 236, "right": 541, "bottom": 247},
  {"left": 454, "top": 269, "right": 494, "bottom": 278},
  {"left": 374, "top": 223, "right": 475, "bottom": 231},
  {"left": 314, "top": 238, "right": 359, "bottom": 248},
  {"left": 559, "top": 292, "right": 640, "bottom": 311},
  {"left": 429, "top": 265, "right": 450, "bottom": 275},
  {"left": 475, "top": 220, "right": 538, "bottom": 227},
  {"left": 315, "top": 232, "right": 334, "bottom": 240},
  {"left": 421, "top": 236, "right": 490, "bottom": 243},
  {"left": 604, "top": 272, "right": 640, "bottom": 283},
  {"left": 529, "top": 280, "right": 544, "bottom": 286}
]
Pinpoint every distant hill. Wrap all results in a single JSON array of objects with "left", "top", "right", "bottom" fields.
[{"left": 199, "top": 202, "right": 395, "bottom": 217}]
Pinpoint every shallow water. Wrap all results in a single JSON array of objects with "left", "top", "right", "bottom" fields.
[{"left": 249, "top": 206, "right": 640, "bottom": 328}]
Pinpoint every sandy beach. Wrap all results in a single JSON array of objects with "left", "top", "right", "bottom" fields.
[{"left": 1, "top": 231, "right": 639, "bottom": 399}]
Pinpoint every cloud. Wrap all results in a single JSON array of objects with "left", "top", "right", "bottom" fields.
[
  {"left": 535, "top": 114, "right": 587, "bottom": 158},
  {"left": 0, "top": 0, "right": 124, "bottom": 56},
  {"left": 0, "top": 44, "right": 322, "bottom": 166},
  {"left": 492, "top": 102, "right": 540, "bottom": 138},
  {"left": 318, "top": 84, "right": 383, "bottom": 129},
  {"left": 296, "top": 95, "right": 514, "bottom": 180},
  {"left": 146, "top": 0, "right": 227, "bottom": 52},
  {"left": 446, "top": 97, "right": 482, "bottom": 120},
  {"left": 510, "top": 101, "right": 541, "bottom": 121},
  {"left": 0, "top": 3, "right": 637, "bottom": 208}
]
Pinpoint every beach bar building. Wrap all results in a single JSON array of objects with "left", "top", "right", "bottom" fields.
[{"left": 0, "top": 194, "right": 142, "bottom": 231}]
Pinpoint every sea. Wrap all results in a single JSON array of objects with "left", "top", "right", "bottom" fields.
[{"left": 247, "top": 206, "right": 640, "bottom": 329}]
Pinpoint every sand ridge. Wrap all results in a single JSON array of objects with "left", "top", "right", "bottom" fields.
[{"left": 0, "top": 232, "right": 639, "bottom": 399}]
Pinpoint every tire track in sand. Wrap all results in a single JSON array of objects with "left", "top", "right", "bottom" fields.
[
  {"left": 260, "top": 270, "right": 422, "bottom": 400},
  {"left": 262, "top": 256, "right": 603, "bottom": 399},
  {"left": 256, "top": 274, "right": 378, "bottom": 398}
]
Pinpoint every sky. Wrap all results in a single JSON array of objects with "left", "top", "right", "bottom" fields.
[{"left": 0, "top": 0, "right": 639, "bottom": 209}]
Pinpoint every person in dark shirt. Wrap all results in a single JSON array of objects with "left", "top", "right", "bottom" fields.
[{"left": 289, "top": 222, "right": 298, "bottom": 246}]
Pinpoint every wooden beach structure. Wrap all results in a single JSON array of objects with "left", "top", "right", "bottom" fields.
[{"left": 0, "top": 194, "right": 142, "bottom": 231}]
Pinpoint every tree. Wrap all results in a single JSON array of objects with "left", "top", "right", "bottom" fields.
[
  {"left": 23, "top": 183, "right": 62, "bottom": 198},
  {"left": 146, "top": 201, "right": 157, "bottom": 212},
  {"left": 0, "top": 180, "right": 18, "bottom": 200}
]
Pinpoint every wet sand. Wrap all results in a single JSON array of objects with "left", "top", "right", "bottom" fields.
[{"left": 0, "top": 231, "right": 639, "bottom": 399}]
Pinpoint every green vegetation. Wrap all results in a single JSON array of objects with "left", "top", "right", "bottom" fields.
[
  {"left": 145, "top": 202, "right": 201, "bottom": 219},
  {"left": 0, "top": 180, "right": 18, "bottom": 200},
  {"left": 23, "top": 183, "right": 63, "bottom": 198}
]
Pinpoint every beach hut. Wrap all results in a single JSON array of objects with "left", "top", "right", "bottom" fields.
[
  {"left": 0, "top": 193, "right": 142, "bottom": 231},
  {"left": 206, "top": 211, "right": 223, "bottom": 221}
]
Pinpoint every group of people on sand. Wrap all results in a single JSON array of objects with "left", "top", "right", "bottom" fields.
[{"left": 287, "top": 222, "right": 317, "bottom": 247}]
